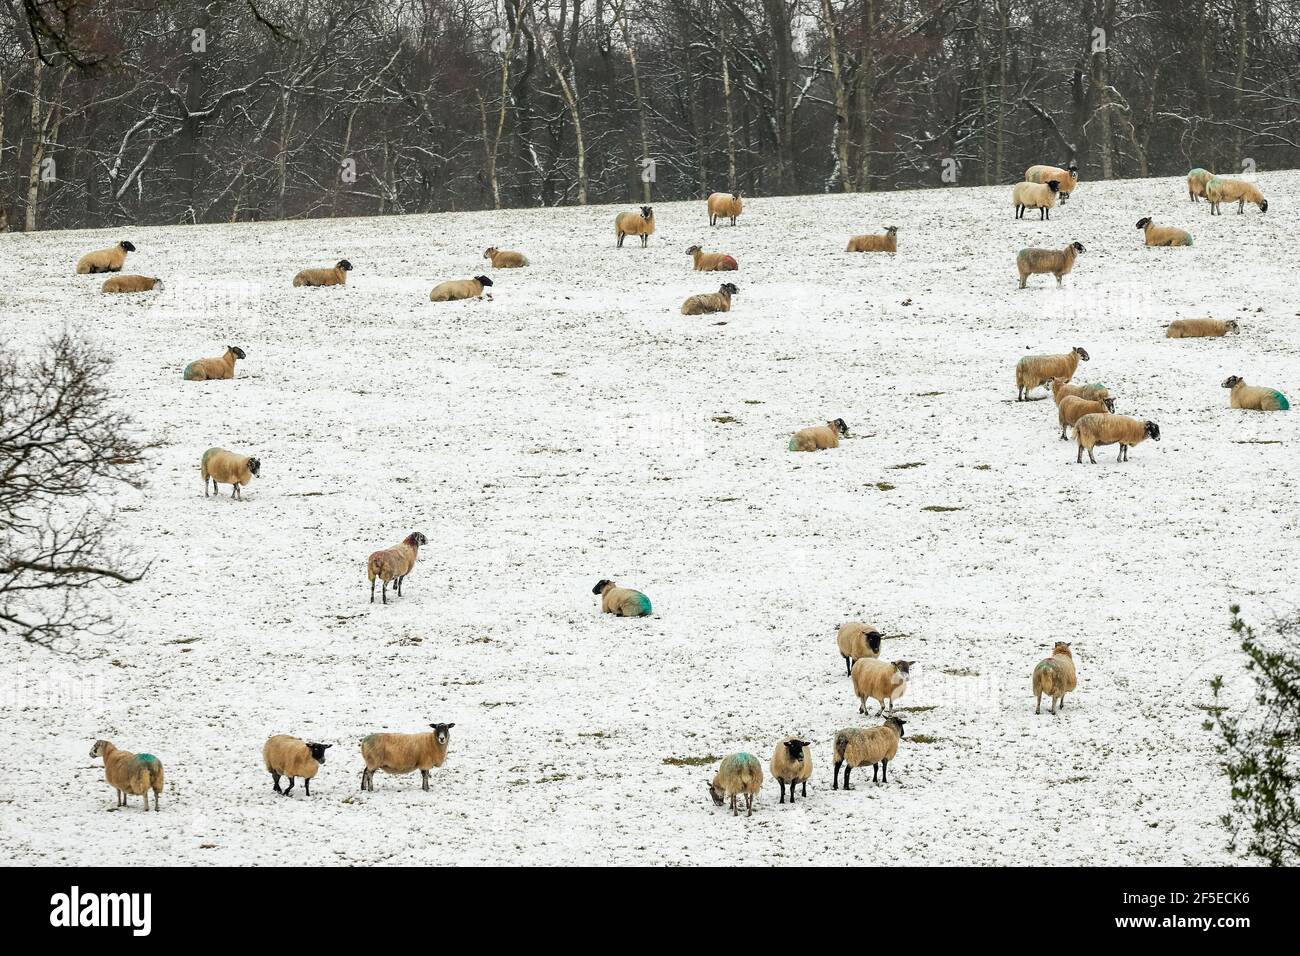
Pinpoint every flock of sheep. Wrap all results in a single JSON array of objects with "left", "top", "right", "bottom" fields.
[{"left": 70, "top": 167, "right": 1287, "bottom": 819}]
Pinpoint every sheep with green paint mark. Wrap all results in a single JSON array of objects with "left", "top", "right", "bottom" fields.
[
  {"left": 1187, "top": 168, "right": 1214, "bottom": 202},
  {"left": 1222, "top": 375, "right": 1289, "bottom": 411},
  {"left": 592, "top": 579, "right": 652, "bottom": 617},
  {"left": 90, "top": 739, "right": 163, "bottom": 811},
  {"left": 1050, "top": 378, "right": 1109, "bottom": 406},
  {"left": 708, "top": 752, "right": 763, "bottom": 816},
  {"left": 1033, "top": 642, "right": 1076, "bottom": 715},
  {"left": 1205, "top": 177, "right": 1268, "bottom": 215}
]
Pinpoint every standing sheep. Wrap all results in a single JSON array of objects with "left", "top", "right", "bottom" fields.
[
  {"left": 707, "top": 192, "right": 743, "bottom": 226},
  {"left": 1016, "top": 241, "right": 1084, "bottom": 289},
  {"left": 680, "top": 282, "right": 738, "bottom": 315},
  {"left": 483, "top": 246, "right": 528, "bottom": 268},
  {"left": 851, "top": 658, "right": 914, "bottom": 716},
  {"left": 1016, "top": 347, "right": 1090, "bottom": 401},
  {"left": 831, "top": 716, "right": 906, "bottom": 789},
  {"left": 89, "top": 740, "right": 163, "bottom": 811},
  {"left": 769, "top": 737, "right": 813, "bottom": 805},
  {"left": 1222, "top": 375, "right": 1289, "bottom": 411},
  {"left": 429, "top": 275, "right": 493, "bottom": 301},
  {"left": 1050, "top": 379, "right": 1109, "bottom": 406},
  {"left": 685, "top": 245, "right": 738, "bottom": 271},
  {"left": 707, "top": 752, "right": 763, "bottom": 817},
  {"left": 1136, "top": 217, "right": 1193, "bottom": 247},
  {"left": 263, "top": 735, "right": 332, "bottom": 797},
  {"left": 1033, "top": 642, "right": 1076, "bottom": 715},
  {"left": 293, "top": 259, "right": 353, "bottom": 287},
  {"left": 1025, "top": 163, "right": 1079, "bottom": 201},
  {"left": 1205, "top": 177, "right": 1268, "bottom": 215},
  {"left": 592, "top": 579, "right": 652, "bottom": 617},
  {"left": 200, "top": 447, "right": 260, "bottom": 499},
  {"left": 183, "top": 345, "right": 245, "bottom": 381},
  {"left": 367, "top": 532, "right": 428, "bottom": 604},
  {"left": 1012, "top": 179, "right": 1060, "bottom": 220},
  {"left": 846, "top": 226, "right": 898, "bottom": 253},
  {"left": 1187, "top": 168, "right": 1214, "bottom": 202},
  {"left": 1056, "top": 394, "right": 1115, "bottom": 440},
  {"left": 836, "top": 621, "right": 882, "bottom": 676},
  {"left": 1074, "top": 413, "right": 1160, "bottom": 463},
  {"left": 359, "top": 724, "right": 455, "bottom": 792},
  {"left": 76, "top": 240, "right": 135, "bottom": 274},
  {"left": 789, "top": 418, "right": 849, "bottom": 452},
  {"left": 1166, "top": 318, "right": 1239, "bottom": 338},
  {"left": 615, "top": 206, "right": 655, "bottom": 247},
  {"left": 102, "top": 275, "right": 163, "bottom": 293}
]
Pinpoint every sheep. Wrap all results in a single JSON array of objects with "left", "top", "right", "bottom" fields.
[
  {"left": 359, "top": 724, "right": 455, "bottom": 792},
  {"left": 1136, "top": 217, "right": 1193, "bottom": 247},
  {"left": 685, "top": 245, "right": 738, "bottom": 272},
  {"left": 263, "top": 735, "right": 332, "bottom": 797},
  {"left": 429, "top": 275, "right": 493, "bottom": 301},
  {"left": 1012, "top": 179, "right": 1060, "bottom": 220},
  {"left": 769, "top": 737, "right": 813, "bottom": 805},
  {"left": 1049, "top": 378, "right": 1109, "bottom": 406},
  {"left": 200, "top": 447, "right": 261, "bottom": 499},
  {"left": 1025, "top": 163, "right": 1079, "bottom": 201},
  {"left": 183, "top": 345, "right": 245, "bottom": 381},
  {"left": 483, "top": 246, "right": 528, "bottom": 268},
  {"left": 788, "top": 418, "right": 849, "bottom": 452},
  {"left": 850, "top": 658, "right": 914, "bottom": 716},
  {"left": 1017, "top": 241, "right": 1084, "bottom": 289},
  {"left": 831, "top": 716, "right": 906, "bottom": 789},
  {"left": 592, "top": 579, "right": 652, "bottom": 617},
  {"left": 615, "top": 206, "right": 655, "bottom": 247},
  {"left": 1056, "top": 394, "right": 1116, "bottom": 440},
  {"left": 292, "top": 259, "right": 353, "bottom": 287},
  {"left": 101, "top": 274, "right": 163, "bottom": 294},
  {"left": 1033, "top": 641, "right": 1076, "bottom": 715},
  {"left": 1074, "top": 413, "right": 1160, "bottom": 463},
  {"left": 1187, "top": 167, "right": 1214, "bottom": 202},
  {"left": 846, "top": 225, "right": 898, "bottom": 253},
  {"left": 1222, "top": 375, "right": 1290, "bottom": 411},
  {"left": 89, "top": 740, "right": 163, "bottom": 811},
  {"left": 707, "top": 192, "right": 743, "bottom": 226},
  {"left": 1166, "top": 318, "right": 1239, "bottom": 338},
  {"left": 836, "top": 621, "right": 882, "bottom": 676},
  {"left": 1016, "top": 347, "right": 1089, "bottom": 401},
  {"left": 367, "top": 532, "right": 428, "bottom": 604},
  {"left": 680, "top": 282, "right": 738, "bottom": 316},
  {"left": 1205, "top": 177, "right": 1268, "bottom": 215},
  {"left": 76, "top": 240, "right": 135, "bottom": 274},
  {"left": 707, "top": 752, "right": 762, "bottom": 816}
]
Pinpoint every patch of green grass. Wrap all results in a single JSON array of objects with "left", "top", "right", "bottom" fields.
[
  {"left": 922, "top": 505, "right": 964, "bottom": 512},
  {"left": 941, "top": 667, "right": 979, "bottom": 677},
  {"left": 713, "top": 415, "right": 740, "bottom": 424},
  {"left": 915, "top": 391, "right": 944, "bottom": 397},
  {"left": 973, "top": 464, "right": 991, "bottom": 471},
  {"left": 1194, "top": 703, "right": 1228, "bottom": 715},
  {"left": 743, "top": 399, "right": 763, "bottom": 405},
  {"left": 1056, "top": 775, "right": 1090, "bottom": 785},
  {"left": 897, "top": 705, "right": 938, "bottom": 713},
  {"left": 889, "top": 461, "right": 925, "bottom": 470},
  {"left": 908, "top": 734, "right": 939, "bottom": 744},
  {"left": 663, "top": 755, "right": 719, "bottom": 767},
  {"left": 166, "top": 637, "right": 201, "bottom": 645},
  {"left": 871, "top": 482, "right": 896, "bottom": 491}
]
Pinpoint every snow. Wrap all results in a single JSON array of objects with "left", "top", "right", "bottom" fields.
[{"left": 1, "top": 170, "right": 1295, "bottom": 865}]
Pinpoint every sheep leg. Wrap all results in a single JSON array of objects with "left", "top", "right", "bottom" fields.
[
  {"left": 304, "top": 778, "right": 311, "bottom": 796},
  {"left": 1118, "top": 444, "right": 1128, "bottom": 462},
  {"left": 778, "top": 780, "right": 786, "bottom": 804},
  {"left": 1050, "top": 697, "right": 1058, "bottom": 716},
  {"left": 283, "top": 776, "right": 295, "bottom": 796},
  {"left": 801, "top": 780, "right": 807, "bottom": 797},
  {"left": 271, "top": 770, "right": 282, "bottom": 793},
  {"left": 382, "top": 580, "right": 388, "bottom": 605},
  {"left": 844, "top": 655, "right": 852, "bottom": 677},
  {"left": 1059, "top": 693, "right": 1066, "bottom": 711},
  {"left": 1060, "top": 425, "right": 1067, "bottom": 440},
  {"left": 1018, "top": 274, "right": 1028, "bottom": 289},
  {"left": 421, "top": 769, "right": 430, "bottom": 792},
  {"left": 730, "top": 795, "right": 737, "bottom": 816},
  {"left": 881, "top": 759, "right": 889, "bottom": 784},
  {"left": 789, "top": 779, "right": 796, "bottom": 804},
  {"left": 832, "top": 760, "right": 842, "bottom": 789},
  {"left": 641, "top": 235, "right": 648, "bottom": 248},
  {"left": 369, "top": 579, "right": 375, "bottom": 603},
  {"left": 1087, "top": 446, "right": 1097, "bottom": 464},
  {"left": 842, "top": 766, "right": 853, "bottom": 790},
  {"left": 117, "top": 790, "right": 124, "bottom": 807},
  {"left": 873, "top": 763, "right": 879, "bottom": 783},
  {"left": 1035, "top": 692, "right": 1042, "bottom": 714},
  {"left": 745, "top": 793, "right": 753, "bottom": 817}
]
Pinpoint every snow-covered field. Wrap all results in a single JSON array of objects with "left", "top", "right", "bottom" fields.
[{"left": 1, "top": 170, "right": 1295, "bottom": 866}]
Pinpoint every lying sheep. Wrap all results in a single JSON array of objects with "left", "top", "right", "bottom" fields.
[
  {"left": 1187, "top": 168, "right": 1214, "bottom": 202},
  {"left": 1136, "top": 217, "right": 1192, "bottom": 247},
  {"left": 837, "top": 621, "right": 882, "bottom": 676},
  {"left": 359, "top": 723, "right": 455, "bottom": 792},
  {"left": 680, "top": 282, "right": 737, "bottom": 316},
  {"left": 1012, "top": 179, "right": 1060, "bottom": 220},
  {"left": 1075, "top": 413, "right": 1160, "bottom": 463},
  {"left": 263, "top": 735, "right": 332, "bottom": 797},
  {"left": 615, "top": 206, "right": 655, "bottom": 247},
  {"left": 90, "top": 739, "right": 163, "bottom": 811},
  {"left": 76, "top": 240, "right": 135, "bottom": 274},
  {"left": 483, "top": 246, "right": 528, "bottom": 268},
  {"left": 201, "top": 447, "right": 260, "bottom": 499},
  {"left": 102, "top": 275, "right": 163, "bottom": 294},
  {"left": 789, "top": 418, "right": 848, "bottom": 452},
  {"left": 293, "top": 259, "right": 352, "bottom": 287},
  {"left": 1205, "top": 177, "right": 1268, "bottom": 215},
  {"left": 707, "top": 192, "right": 743, "bottom": 226},
  {"left": 430, "top": 275, "right": 493, "bottom": 301},
  {"left": 831, "top": 716, "right": 906, "bottom": 789},
  {"left": 1222, "top": 375, "right": 1290, "bottom": 411},
  {"left": 1033, "top": 642, "right": 1076, "bottom": 715},
  {"left": 1017, "top": 241, "right": 1084, "bottom": 289},
  {"left": 846, "top": 225, "right": 898, "bottom": 253},
  {"left": 851, "top": 658, "right": 914, "bottom": 716},
  {"left": 183, "top": 345, "right": 245, "bottom": 381},
  {"left": 1056, "top": 394, "right": 1115, "bottom": 440},
  {"left": 1049, "top": 378, "right": 1109, "bottom": 406},
  {"left": 1026, "top": 163, "right": 1079, "bottom": 201},
  {"left": 592, "top": 579, "right": 652, "bottom": 617},
  {"left": 686, "top": 245, "right": 737, "bottom": 271},
  {"left": 1016, "top": 347, "right": 1089, "bottom": 401},
  {"left": 368, "top": 532, "right": 428, "bottom": 604},
  {"left": 1166, "top": 318, "right": 1239, "bottom": 338},
  {"left": 708, "top": 752, "right": 762, "bottom": 816},
  {"left": 769, "top": 737, "right": 812, "bottom": 805}
]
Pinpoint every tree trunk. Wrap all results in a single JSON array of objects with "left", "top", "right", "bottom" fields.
[
  {"left": 854, "top": 0, "right": 876, "bottom": 192},
  {"left": 616, "top": 6, "right": 652, "bottom": 203},
  {"left": 720, "top": 13, "right": 738, "bottom": 193},
  {"left": 24, "top": 53, "right": 44, "bottom": 232},
  {"left": 819, "top": 0, "right": 852, "bottom": 192}
]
